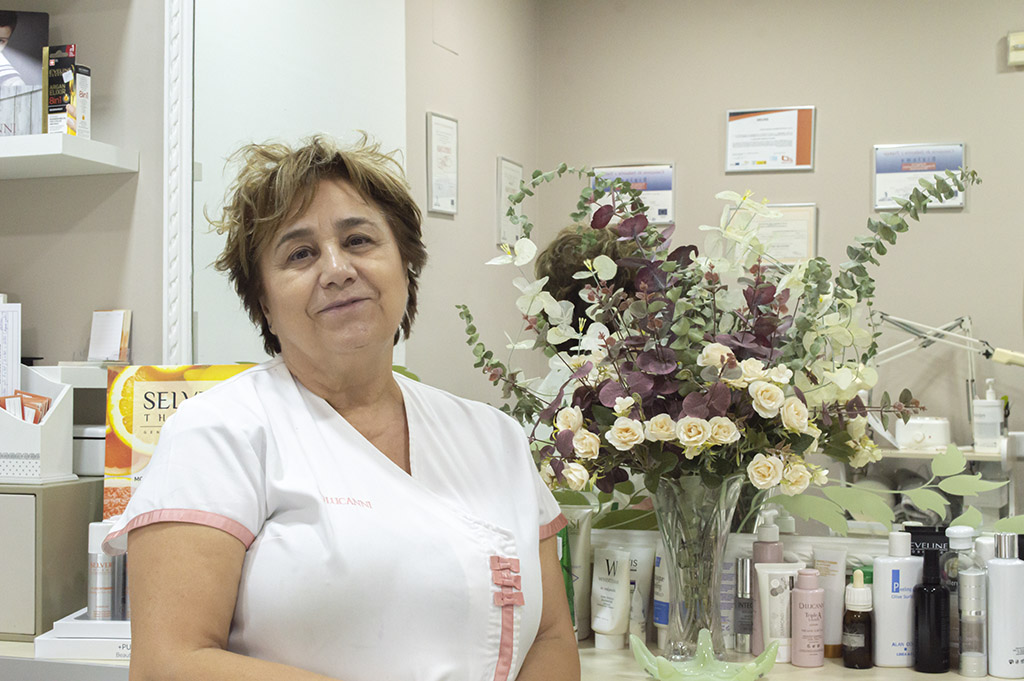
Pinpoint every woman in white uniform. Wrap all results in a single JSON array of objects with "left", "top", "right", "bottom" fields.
[{"left": 103, "top": 136, "right": 579, "bottom": 680}]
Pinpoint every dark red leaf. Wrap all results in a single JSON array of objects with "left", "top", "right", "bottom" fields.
[
  {"left": 599, "top": 381, "right": 628, "bottom": 407},
  {"left": 595, "top": 472, "right": 616, "bottom": 493},
  {"left": 617, "top": 214, "right": 648, "bottom": 238},
  {"left": 570, "top": 361, "right": 594, "bottom": 381},
  {"left": 591, "top": 204, "right": 614, "bottom": 230},
  {"left": 555, "top": 429, "right": 575, "bottom": 456},
  {"left": 680, "top": 391, "right": 709, "bottom": 419},
  {"left": 668, "top": 245, "right": 698, "bottom": 268},
  {"left": 550, "top": 457, "right": 565, "bottom": 478},
  {"left": 706, "top": 382, "right": 731, "bottom": 417},
  {"left": 572, "top": 385, "right": 595, "bottom": 410},
  {"left": 636, "top": 348, "right": 677, "bottom": 375},
  {"left": 793, "top": 386, "right": 806, "bottom": 405}
]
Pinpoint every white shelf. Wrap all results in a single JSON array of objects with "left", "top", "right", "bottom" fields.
[
  {"left": 0, "top": 135, "right": 138, "bottom": 180},
  {"left": 877, "top": 447, "right": 1001, "bottom": 463}
]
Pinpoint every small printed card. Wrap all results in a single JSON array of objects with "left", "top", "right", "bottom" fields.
[{"left": 87, "top": 310, "right": 132, "bottom": 362}]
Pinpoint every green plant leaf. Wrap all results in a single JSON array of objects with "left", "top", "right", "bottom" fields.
[
  {"left": 903, "top": 488, "right": 950, "bottom": 519},
  {"left": 937, "top": 474, "right": 1008, "bottom": 497},
  {"left": 552, "top": 490, "right": 592, "bottom": 506},
  {"left": 993, "top": 515, "right": 1024, "bottom": 533},
  {"left": 615, "top": 480, "right": 636, "bottom": 496},
  {"left": 823, "top": 486, "right": 895, "bottom": 529},
  {"left": 931, "top": 444, "right": 968, "bottom": 478},
  {"left": 592, "top": 508, "right": 658, "bottom": 530},
  {"left": 950, "top": 505, "right": 984, "bottom": 529},
  {"left": 593, "top": 254, "right": 617, "bottom": 281},
  {"left": 772, "top": 493, "right": 849, "bottom": 536}
]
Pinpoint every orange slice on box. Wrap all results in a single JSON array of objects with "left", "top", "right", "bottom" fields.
[{"left": 107, "top": 365, "right": 191, "bottom": 458}]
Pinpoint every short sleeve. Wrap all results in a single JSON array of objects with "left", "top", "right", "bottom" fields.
[{"left": 102, "top": 395, "right": 268, "bottom": 555}]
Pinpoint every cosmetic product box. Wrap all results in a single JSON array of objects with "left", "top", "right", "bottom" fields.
[
  {"left": 42, "top": 44, "right": 89, "bottom": 138},
  {"left": 34, "top": 606, "right": 131, "bottom": 659},
  {"left": 0, "top": 476, "right": 103, "bottom": 641},
  {"left": 73, "top": 424, "right": 105, "bottom": 476},
  {"left": 0, "top": 365, "right": 74, "bottom": 484}
]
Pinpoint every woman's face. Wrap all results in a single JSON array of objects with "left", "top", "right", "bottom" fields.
[{"left": 257, "top": 178, "right": 408, "bottom": 368}]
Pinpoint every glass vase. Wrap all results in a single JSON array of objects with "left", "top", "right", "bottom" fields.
[{"left": 652, "top": 473, "right": 744, "bottom": 661}]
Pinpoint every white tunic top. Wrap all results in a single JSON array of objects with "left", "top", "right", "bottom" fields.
[{"left": 104, "top": 358, "right": 566, "bottom": 681}]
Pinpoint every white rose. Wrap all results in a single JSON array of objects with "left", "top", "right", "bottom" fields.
[
  {"left": 556, "top": 406, "right": 584, "bottom": 433},
  {"left": 767, "top": 365, "right": 794, "bottom": 385},
  {"left": 605, "top": 417, "right": 645, "bottom": 451},
  {"left": 849, "top": 447, "right": 872, "bottom": 469},
  {"left": 749, "top": 380, "right": 785, "bottom": 419},
  {"left": 812, "top": 468, "right": 829, "bottom": 486},
  {"left": 848, "top": 439, "right": 881, "bottom": 468},
  {"left": 614, "top": 396, "right": 636, "bottom": 417},
  {"left": 780, "top": 396, "right": 810, "bottom": 434},
  {"left": 746, "top": 453, "right": 784, "bottom": 490},
  {"left": 708, "top": 416, "right": 741, "bottom": 445},
  {"left": 644, "top": 414, "right": 677, "bottom": 442},
  {"left": 780, "top": 462, "right": 812, "bottom": 496},
  {"left": 697, "top": 342, "right": 735, "bottom": 369},
  {"left": 539, "top": 462, "right": 556, "bottom": 488},
  {"left": 676, "top": 417, "right": 712, "bottom": 448},
  {"left": 562, "top": 462, "right": 590, "bottom": 491},
  {"left": 739, "top": 358, "right": 767, "bottom": 383},
  {"left": 573, "top": 429, "right": 602, "bottom": 460}
]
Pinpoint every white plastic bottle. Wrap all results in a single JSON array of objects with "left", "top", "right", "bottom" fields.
[
  {"left": 987, "top": 532, "right": 1024, "bottom": 678},
  {"left": 973, "top": 378, "right": 1003, "bottom": 452},
  {"left": 872, "top": 530, "right": 923, "bottom": 667}
]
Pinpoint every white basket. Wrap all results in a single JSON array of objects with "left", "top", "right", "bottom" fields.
[{"left": 0, "top": 365, "right": 76, "bottom": 484}]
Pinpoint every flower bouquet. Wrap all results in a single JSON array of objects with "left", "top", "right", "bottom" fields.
[{"left": 459, "top": 164, "right": 993, "bottom": 657}]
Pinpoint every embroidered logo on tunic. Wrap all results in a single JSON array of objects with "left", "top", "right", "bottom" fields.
[{"left": 322, "top": 496, "right": 373, "bottom": 509}]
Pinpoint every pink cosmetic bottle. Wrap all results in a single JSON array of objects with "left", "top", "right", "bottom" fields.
[
  {"left": 791, "top": 568, "right": 825, "bottom": 667},
  {"left": 750, "top": 515, "right": 783, "bottom": 656}
]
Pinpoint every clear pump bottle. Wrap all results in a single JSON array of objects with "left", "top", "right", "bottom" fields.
[{"left": 943, "top": 525, "right": 981, "bottom": 667}]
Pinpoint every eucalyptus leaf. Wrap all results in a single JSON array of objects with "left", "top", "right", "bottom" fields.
[
  {"left": 993, "top": 514, "right": 1024, "bottom": 533},
  {"left": 593, "top": 254, "right": 618, "bottom": 281},
  {"left": 931, "top": 444, "right": 968, "bottom": 478},
  {"left": 823, "top": 486, "right": 895, "bottom": 529},
  {"left": 592, "top": 508, "right": 659, "bottom": 530},
  {"left": 950, "top": 505, "right": 984, "bottom": 529},
  {"left": 552, "top": 490, "right": 592, "bottom": 506},
  {"left": 772, "top": 493, "right": 849, "bottom": 536},
  {"left": 937, "top": 474, "right": 1008, "bottom": 497},
  {"left": 903, "top": 488, "right": 951, "bottom": 520}
]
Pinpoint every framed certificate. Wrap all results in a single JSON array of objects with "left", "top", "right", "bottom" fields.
[
  {"left": 726, "top": 106, "right": 816, "bottom": 172},
  {"left": 592, "top": 163, "right": 674, "bottom": 224},
  {"left": 754, "top": 204, "right": 818, "bottom": 263},
  {"left": 427, "top": 112, "right": 458, "bottom": 215},
  {"left": 873, "top": 143, "right": 965, "bottom": 210},
  {"left": 496, "top": 156, "right": 523, "bottom": 245}
]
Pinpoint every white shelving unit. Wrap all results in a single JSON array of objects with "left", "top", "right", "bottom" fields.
[
  {"left": 0, "top": 134, "right": 138, "bottom": 180},
  {"left": 877, "top": 446, "right": 1000, "bottom": 463}
]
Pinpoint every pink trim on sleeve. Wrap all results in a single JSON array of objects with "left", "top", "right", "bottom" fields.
[
  {"left": 539, "top": 513, "right": 568, "bottom": 540},
  {"left": 102, "top": 509, "right": 256, "bottom": 554}
]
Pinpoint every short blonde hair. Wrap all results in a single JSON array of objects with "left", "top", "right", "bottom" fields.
[{"left": 211, "top": 135, "right": 426, "bottom": 354}]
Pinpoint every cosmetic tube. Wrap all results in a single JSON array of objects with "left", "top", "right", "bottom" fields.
[
  {"left": 87, "top": 521, "right": 114, "bottom": 620},
  {"left": 750, "top": 517, "right": 784, "bottom": 656},
  {"left": 812, "top": 545, "right": 847, "bottom": 658},
  {"left": 958, "top": 568, "right": 987, "bottom": 677},
  {"left": 561, "top": 505, "right": 595, "bottom": 640},
  {"left": 734, "top": 557, "right": 753, "bottom": 654},
  {"left": 653, "top": 536, "right": 671, "bottom": 650},
  {"left": 987, "top": 532, "right": 1024, "bottom": 678},
  {"left": 791, "top": 568, "right": 825, "bottom": 667},
  {"left": 591, "top": 545, "right": 632, "bottom": 649},
  {"left": 872, "top": 531, "right": 923, "bottom": 667},
  {"left": 913, "top": 548, "right": 950, "bottom": 673},
  {"left": 754, "top": 561, "right": 804, "bottom": 663},
  {"left": 627, "top": 544, "right": 656, "bottom": 641}
]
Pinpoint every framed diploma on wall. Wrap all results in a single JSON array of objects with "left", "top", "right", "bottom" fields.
[
  {"left": 751, "top": 203, "right": 818, "bottom": 263},
  {"left": 725, "top": 106, "right": 816, "bottom": 172},
  {"left": 496, "top": 156, "right": 523, "bottom": 245},
  {"left": 873, "top": 143, "right": 965, "bottom": 210},
  {"left": 427, "top": 112, "right": 458, "bottom": 215}
]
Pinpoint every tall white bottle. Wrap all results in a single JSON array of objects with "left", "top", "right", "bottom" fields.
[
  {"left": 872, "top": 531, "right": 923, "bottom": 667},
  {"left": 987, "top": 532, "right": 1024, "bottom": 678}
]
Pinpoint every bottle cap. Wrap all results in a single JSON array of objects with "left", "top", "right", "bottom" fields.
[
  {"left": 946, "top": 525, "right": 977, "bottom": 550},
  {"left": 845, "top": 569, "right": 872, "bottom": 611},
  {"left": 985, "top": 378, "right": 996, "bottom": 400},
  {"left": 776, "top": 510, "right": 796, "bottom": 534},
  {"left": 922, "top": 548, "right": 941, "bottom": 583},
  {"left": 960, "top": 652, "right": 988, "bottom": 678},
  {"left": 995, "top": 532, "right": 1019, "bottom": 559},
  {"left": 975, "top": 535, "right": 995, "bottom": 562},
  {"left": 756, "top": 513, "right": 779, "bottom": 542},
  {"left": 959, "top": 569, "right": 986, "bottom": 608},
  {"left": 795, "top": 568, "right": 819, "bottom": 590},
  {"left": 888, "top": 530, "right": 912, "bottom": 557},
  {"left": 88, "top": 521, "right": 113, "bottom": 555},
  {"left": 736, "top": 557, "right": 752, "bottom": 597},
  {"left": 593, "top": 632, "right": 626, "bottom": 649}
]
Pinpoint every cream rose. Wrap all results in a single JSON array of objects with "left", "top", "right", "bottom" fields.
[
  {"left": 562, "top": 462, "right": 590, "bottom": 491},
  {"left": 848, "top": 440, "right": 881, "bottom": 468},
  {"left": 749, "top": 380, "right": 785, "bottom": 419},
  {"left": 676, "top": 417, "right": 712, "bottom": 448},
  {"left": 614, "top": 396, "right": 636, "bottom": 417},
  {"left": 573, "top": 429, "right": 601, "bottom": 459},
  {"left": 812, "top": 467, "right": 829, "bottom": 486},
  {"left": 539, "top": 462, "right": 556, "bottom": 488},
  {"left": 697, "top": 342, "right": 735, "bottom": 369},
  {"left": 555, "top": 406, "right": 584, "bottom": 433},
  {"left": 780, "top": 396, "right": 810, "bottom": 434},
  {"left": 708, "top": 416, "right": 741, "bottom": 445},
  {"left": 644, "top": 414, "right": 677, "bottom": 442},
  {"left": 780, "top": 462, "right": 812, "bottom": 496},
  {"left": 605, "top": 417, "right": 645, "bottom": 451},
  {"left": 746, "top": 453, "right": 784, "bottom": 489},
  {"left": 767, "top": 365, "right": 794, "bottom": 385}
]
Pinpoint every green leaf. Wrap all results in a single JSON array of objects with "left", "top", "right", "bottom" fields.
[
  {"left": 993, "top": 515, "right": 1024, "bottom": 533},
  {"left": 552, "top": 490, "right": 592, "bottom": 506},
  {"left": 903, "top": 488, "right": 951, "bottom": 519},
  {"left": 592, "top": 509, "right": 658, "bottom": 530},
  {"left": 615, "top": 480, "right": 636, "bottom": 497},
  {"left": 772, "top": 493, "right": 849, "bottom": 535},
  {"left": 593, "top": 254, "right": 618, "bottom": 281},
  {"left": 931, "top": 444, "right": 968, "bottom": 478},
  {"left": 950, "top": 505, "right": 984, "bottom": 529},
  {"left": 822, "top": 486, "right": 895, "bottom": 529},
  {"left": 937, "top": 474, "right": 1008, "bottom": 497}
]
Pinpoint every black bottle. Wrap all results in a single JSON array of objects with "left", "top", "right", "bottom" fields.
[{"left": 913, "top": 548, "right": 950, "bottom": 673}]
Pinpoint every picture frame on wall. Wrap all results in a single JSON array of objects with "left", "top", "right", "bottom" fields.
[
  {"left": 592, "top": 163, "right": 675, "bottom": 224},
  {"left": 744, "top": 203, "right": 818, "bottom": 263},
  {"left": 873, "top": 143, "right": 965, "bottom": 210},
  {"left": 427, "top": 112, "right": 458, "bottom": 215},
  {"left": 725, "top": 106, "right": 816, "bottom": 172},
  {"left": 496, "top": 156, "right": 523, "bottom": 246}
]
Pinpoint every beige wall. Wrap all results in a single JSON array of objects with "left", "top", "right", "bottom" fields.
[
  {"left": 404, "top": 0, "right": 547, "bottom": 403},
  {"left": 522, "top": 0, "right": 1024, "bottom": 442},
  {"left": 0, "top": 1, "right": 165, "bottom": 364}
]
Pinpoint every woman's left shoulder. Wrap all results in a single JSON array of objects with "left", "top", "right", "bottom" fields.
[{"left": 397, "top": 375, "right": 523, "bottom": 436}]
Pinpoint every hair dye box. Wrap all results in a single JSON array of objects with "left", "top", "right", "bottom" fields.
[
  {"left": 0, "top": 9, "right": 48, "bottom": 136},
  {"left": 42, "top": 44, "right": 89, "bottom": 138}
]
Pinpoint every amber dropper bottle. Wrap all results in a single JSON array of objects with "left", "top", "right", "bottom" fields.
[{"left": 843, "top": 569, "right": 873, "bottom": 669}]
